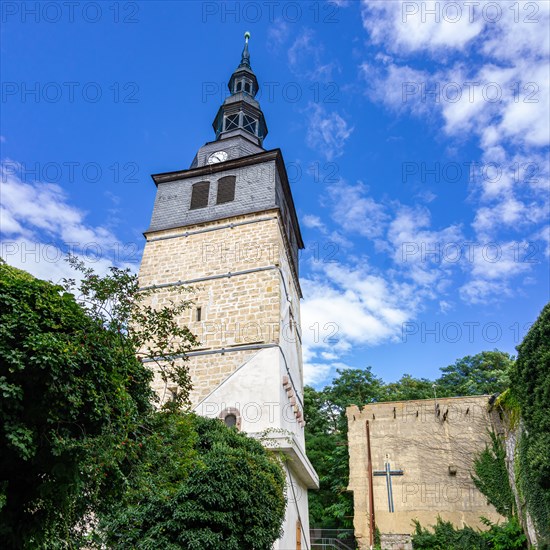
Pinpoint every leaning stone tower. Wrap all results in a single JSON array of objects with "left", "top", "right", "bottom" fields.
[{"left": 138, "top": 33, "right": 318, "bottom": 549}]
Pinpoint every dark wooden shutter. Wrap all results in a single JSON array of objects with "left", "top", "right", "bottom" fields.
[
  {"left": 216, "top": 176, "right": 236, "bottom": 204},
  {"left": 190, "top": 181, "right": 209, "bottom": 209}
]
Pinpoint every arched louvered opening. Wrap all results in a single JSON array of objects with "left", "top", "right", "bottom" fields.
[
  {"left": 216, "top": 176, "right": 236, "bottom": 204},
  {"left": 190, "top": 181, "right": 210, "bottom": 209}
]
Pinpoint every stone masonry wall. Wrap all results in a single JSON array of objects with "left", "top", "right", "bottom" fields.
[
  {"left": 347, "top": 396, "right": 505, "bottom": 550},
  {"left": 139, "top": 210, "right": 291, "bottom": 407}
]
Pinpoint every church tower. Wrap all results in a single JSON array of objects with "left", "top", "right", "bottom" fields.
[{"left": 138, "top": 34, "right": 319, "bottom": 549}]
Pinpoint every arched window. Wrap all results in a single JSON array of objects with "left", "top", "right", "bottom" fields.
[
  {"left": 216, "top": 176, "right": 236, "bottom": 204},
  {"left": 224, "top": 413, "right": 237, "bottom": 427},
  {"left": 244, "top": 82, "right": 251, "bottom": 93},
  {"left": 236, "top": 81, "right": 242, "bottom": 92},
  {"left": 190, "top": 181, "right": 210, "bottom": 209},
  {"left": 219, "top": 407, "right": 241, "bottom": 430}
]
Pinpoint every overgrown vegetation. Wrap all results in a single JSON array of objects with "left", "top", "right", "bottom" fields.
[
  {"left": 411, "top": 516, "right": 527, "bottom": 549},
  {"left": 410, "top": 303, "right": 550, "bottom": 548},
  {"left": 98, "top": 414, "right": 286, "bottom": 549},
  {"left": 510, "top": 302, "right": 550, "bottom": 546},
  {"left": 0, "top": 260, "right": 285, "bottom": 548},
  {"left": 472, "top": 430, "right": 516, "bottom": 518}
]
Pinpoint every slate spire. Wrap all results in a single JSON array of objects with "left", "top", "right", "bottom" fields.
[{"left": 212, "top": 32, "right": 268, "bottom": 145}]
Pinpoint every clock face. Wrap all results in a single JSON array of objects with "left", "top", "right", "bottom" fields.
[{"left": 207, "top": 151, "right": 228, "bottom": 164}]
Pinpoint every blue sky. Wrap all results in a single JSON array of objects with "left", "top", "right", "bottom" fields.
[{"left": 1, "top": 1, "right": 549, "bottom": 388}]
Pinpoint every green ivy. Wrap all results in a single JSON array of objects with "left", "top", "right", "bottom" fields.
[
  {"left": 492, "top": 389, "right": 521, "bottom": 430},
  {"left": 472, "top": 430, "right": 516, "bottom": 518},
  {"left": 510, "top": 302, "right": 550, "bottom": 546}
]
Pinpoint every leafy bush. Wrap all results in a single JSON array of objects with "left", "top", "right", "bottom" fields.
[
  {"left": 0, "top": 261, "right": 285, "bottom": 549},
  {"left": 98, "top": 413, "right": 286, "bottom": 549},
  {"left": 411, "top": 516, "right": 527, "bottom": 549}
]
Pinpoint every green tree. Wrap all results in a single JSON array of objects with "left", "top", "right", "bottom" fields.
[
  {"left": 435, "top": 351, "right": 514, "bottom": 397},
  {"left": 384, "top": 374, "right": 434, "bottom": 401},
  {"left": 305, "top": 367, "right": 386, "bottom": 529},
  {"left": 510, "top": 302, "right": 550, "bottom": 545},
  {"left": 328, "top": 367, "right": 386, "bottom": 413},
  {"left": 0, "top": 262, "right": 146, "bottom": 545},
  {"left": 98, "top": 413, "right": 286, "bottom": 549},
  {"left": 304, "top": 386, "right": 346, "bottom": 528},
  {"left": 304, "top": 353, "right": 515, "bottom": 532},
  {"left": 62, "top": 255, "right": 198, "bottom": 408}
]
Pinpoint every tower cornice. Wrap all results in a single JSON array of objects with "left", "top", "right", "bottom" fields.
[{"left": 152, "top": 149, "right": 277, "bottom": 184}]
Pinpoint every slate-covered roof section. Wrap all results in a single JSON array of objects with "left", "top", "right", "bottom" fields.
[{"left": 148, "top": 148, "right": 304, "bottom": 250}]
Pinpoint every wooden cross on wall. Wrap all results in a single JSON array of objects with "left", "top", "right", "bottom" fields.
[{"left": 373, "top": 460, "right": 404, "bottom": 512}]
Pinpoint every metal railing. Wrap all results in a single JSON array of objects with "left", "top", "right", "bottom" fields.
[{"left": 310, "top": 529, "right": 356, "bottom": 550}]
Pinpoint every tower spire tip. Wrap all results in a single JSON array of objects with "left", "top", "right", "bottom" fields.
[{"left": 239, "top": 31, "right": 251, "bottom": 67}]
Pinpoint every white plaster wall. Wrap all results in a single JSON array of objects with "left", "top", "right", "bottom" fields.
[
  {"left": 276, "top": 231, "right": 306, "bottom": 448},
  {"left": 194, "top": 347, "right": 281, "bottom": 433},
  {"left": 276, "top": 471, "right": 310, "bottom": 550}
]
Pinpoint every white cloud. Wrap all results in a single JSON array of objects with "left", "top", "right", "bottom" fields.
[
  {"left": 1, "top": 162, "right": 115, "bottom": 245},
  {"left": 0, "top": 161, "right": 137, "bottom": 284},
  {"left": 288, "top": 29, "right": 339, "bottom": 82},
  {"left": 459, "top": 278, "right": 511, "bottom": 304},
  {"left": 361, "top": 0, "right": 484, "bottom": 53},
  {"left": 329, "top": 181, "right": 388, "bottom": 238},
  {"left": 303, "top": 361, "right": 333, "bottom": 386},
  {"left": 1, "top": 237, "right": 135, "bottom": 287},
  {"left": 302, "top": 214, "right": 327, "bottom": 231},
  {"left": 300, "top": 261, "right": 420, "bottom": 380},
  {"left": 267, "top": 19, "right": 290, "bottom": 50},
  {"left": 305, "top": 103, "right": 354, "bottom": 161},
  {"left": 387, "top": 205, "right": 464, "bottom": 287},
  {"left": 357, "top": 0, "right": 549, "bottom": 304}
]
